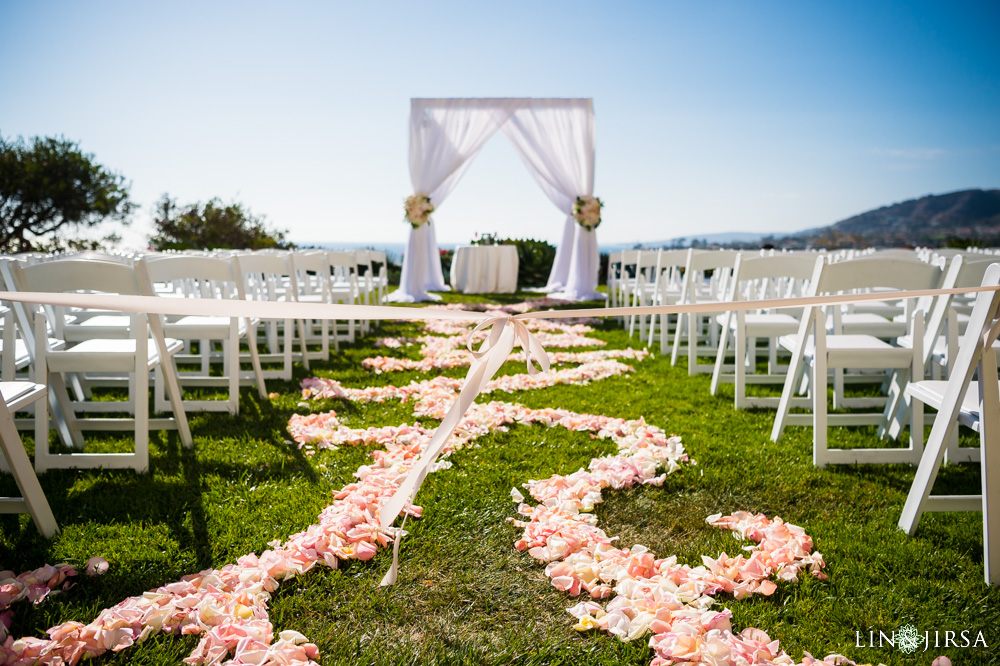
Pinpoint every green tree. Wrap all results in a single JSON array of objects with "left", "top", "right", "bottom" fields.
[
  {"left": 149, "top": 195, "right": 293, "bottom": 251},
  {"left": 0, "top": 134, "right": 133, "bottom": 253}
]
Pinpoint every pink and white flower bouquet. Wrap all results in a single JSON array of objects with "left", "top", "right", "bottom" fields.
[
  {"left": 573, "top": 195, "right": 603, "bottom": 231},
  {"left": 404, "top": 193, "right": 434, "bottom": 229}
]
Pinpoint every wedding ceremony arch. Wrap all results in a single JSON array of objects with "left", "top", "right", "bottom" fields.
[{"left": 389, "top": 98, "right": 602, "bottom": 303}]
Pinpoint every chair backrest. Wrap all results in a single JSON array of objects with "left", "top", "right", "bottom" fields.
[
  {"left": 327, "top": 251, "right": 358, "bottom": 284},
  {"left": 7, "top": 258, "right": 143, "bottom": 296},
  {"left": 354, "top": 250, "right": 374, "bottom": 277},
  {"left": 138, "top": 254, "right": 240, "bottom": 299},
  {"left": 679, "top": 249, "right": 741, "bottom": 304},
  {"left": 954, "top": 257, "right": 1000, "bottom": 289},
  {"left": 5, "top": 259, "right": 147, "bottom": 356},
  {"left": 652, "top": 248, "right": 691, "bottom": 293},
  {"left": 606, "top": 251, "right": 623, "bottom": 282},
  {"left": 923, "top": 262, "right": 1000, "bottom": 435},
  {"left": 232, "top": 252, "right": 299, "bottom": 302},
  {"left": 869, "top": 248, "right": 921, "bottom": 261},
  {"left": 630, "top": 250, "right": 659, "bottom": 288},
  {"left": 727, "top": 253, "right": 823, "bottom": 302},
  {"left": 687, "top": 249, "right": 741, "bottom": 274},
  {"left": 813, "top": 257, "right": 943, "bottom": 294},
  {"left": 617, "top": 250, "right": 640, "bottom": 281},
  {"left": 291, "top": 251, "right": 331, "bottom": 298},
  {"left": 656, "top": 249, "right": 690, "bottom": 270}
]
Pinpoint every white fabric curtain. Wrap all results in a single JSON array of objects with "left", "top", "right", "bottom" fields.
[
  {"left": 389, "top": 100, "right": 515, "bottom": 302},
  {"left": 391, "top": 98, "right": 600, "bottom": 303},
  {"left": 501, "top": 99, "right": 600, "bottom": 299}
]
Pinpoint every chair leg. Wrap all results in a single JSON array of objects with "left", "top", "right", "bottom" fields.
[
  {"left": 282, "top": 319, "right": 293, "bottom": 381},
  {"left": 321, "top": 319, "right": 330, "bottom": 358},
  {"left": 979, "top": 349, "right": 1000, "bottom": 585},
  {"left": 246, "top": 320, "right": 268, "bottom": 400},
  {"left": 813, "top": 352, "right": 828, "bottom": 469},
  {"left": 771, "top": 313, "right": 813, "bottom": 443},
  {"left": 659, "top": 313, "right": 670, "bottom": 355},
  {"left": 148, "top": 319, "right": 193, "bottom": 449},
  {"left": 735, "top": 318, "right": 747, "bottom": 408},
  {"left": 133, "top": 365, "right": 149, "bottom": 473},
  {"left": 832, "top": 368, "right": 845, "bottom": 410},
  {"left": 671, "top": 313, "right": 685, "bottom": 366},
  {"left": 0, "top": 400, "right": 58, "bottom": 537},
  {"left": 297, "top": 319, "right": 310, "bottom": 371},
  {"left": 687, "top": 314, "right": 698, "bottom": 376},
  {"left": 49, "top": 375, "right": 84, "bottom": 449},
  {"left": 710, "top": 314, "right": 732, "bottom": 397},
  {"left": 228, "top": 324, "right": 239, "bottom": 415}
]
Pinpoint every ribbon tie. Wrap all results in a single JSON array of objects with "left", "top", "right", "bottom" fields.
[
  {"left": 466, "top": 315, "right": 551, "bottom": 376},
  {"left": 378, "top": 314, "right": 550, "bottom": 585}
]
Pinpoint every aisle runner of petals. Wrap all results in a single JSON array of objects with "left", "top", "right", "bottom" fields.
[
  {"left": 363, "top": 307, "right": 630, "bottom": 374},
  {"left": 512, "top": 465, "right": 845, "bottom": 664},
  {"left": 1, "top": 306, "right": 858, "bottom": 666},
  {"left": 0, "top": 314, "right": 643, "bottom": 665}
]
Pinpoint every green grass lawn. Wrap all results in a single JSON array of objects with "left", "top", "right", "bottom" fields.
[{"left": 1, "top": 291, "right": 997, "bottom": 665}]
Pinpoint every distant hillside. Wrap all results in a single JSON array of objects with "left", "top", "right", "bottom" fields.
[{"left": 770, "top": 189, "right": 1000, "bottom": 249}]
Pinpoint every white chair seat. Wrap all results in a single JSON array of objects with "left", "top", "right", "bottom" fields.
[
  {"left": 851, "top": 300, "right": 905, "bottom": 318},
  {"left": 76, "top": 314, "right": 131, "bottom": 328},
  {"left": 0, "top": 381, "right": 43, "bottom": 407},
  {"left": 907, "top": 380, "right": 998, "bottom": 430},
  {"left": 64, "top": 314, "right": 133, "bottom": 341},
  {"left": 718, "top": 312, "right": 799, "bottom": 336},
  {"left": 49, "top": 338, "right": 181, "bottom": 372},
  {"left": 834, "top": 313, "right": 908, "bottom": 338},
  {"left": 164, "top": 316, "right": 248, "bottom": 338},
  {"left": 782, "top": 334, "right": 911, "bottom": 367}
]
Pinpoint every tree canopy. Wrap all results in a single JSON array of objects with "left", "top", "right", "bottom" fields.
[
  {"left": 149, "top": 195, "right": 292, "bottom": 251},
  {"left": 0, "top": 135, "right": 133, "bottom": 253}
]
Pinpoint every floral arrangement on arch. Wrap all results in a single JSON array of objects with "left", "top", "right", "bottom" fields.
[
  {"left": 404, "top": 193, "right": 434, "bottom": 229},
  {"left": 573, "top": 195, "right": 603, "bottom": 231}
]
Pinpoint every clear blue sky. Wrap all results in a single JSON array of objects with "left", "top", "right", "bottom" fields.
[{"left": 2, "top": 0, "right": 998, "bottom": 248}]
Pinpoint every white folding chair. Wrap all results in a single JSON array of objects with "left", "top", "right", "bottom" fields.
[
  {"left": 232, "top": 252, "right": 309, "bottom": 380},
  {"left": 137, "top": 255, "right": 268, "bottom": 413},
  {"left": 614, "top": 250, "right": 640, "bottom": 325},
  {"left": 6, "top": 259, "right": 192, "bottom": 473},
  {"left": 626, "top": 250, "right": 660, "bottom": 339},
  {"left": 327, "top": 251, "right": 360, "bottom": 344},
  {"left": 925, "top": 257, "right": 1000, "bottom": 383},
  {"left": 0, "top": 382, "right": 58, "bottom": 536},
  {"left": 770, "top": 256, "right": 947, "bottom": 467},
  {"left": 883, "top": 256, "right": 995, "bottom": 446},
  {"left": 670, "top": 250, "right": 741, "bottom": 374},
  {"left": 710, "top": 253, "right": 822, "bottom": 408},
  {"left": 645, "top": 249, "right": 690, "bottom": 349},
  {"left": 291, "top": 250, "right": 335, "bottom": 358},
  {"left": 606, "top": 251, "right": 623, "bottom": 310},
  {"left": 369, "top": 249, "right": 390, "bottom": 306},
  {"left": 898, "top": 263, "right": 1000, "bottom": 586}
]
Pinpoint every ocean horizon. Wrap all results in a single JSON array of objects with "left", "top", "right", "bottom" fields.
[{"left": 297, "top": 240, "right": 697, "bottom": 258}]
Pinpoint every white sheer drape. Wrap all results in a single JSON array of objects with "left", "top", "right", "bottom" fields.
[
  {"left": 389, "top": 100, "right": 514, "bottom": 302},
  {"left": 501, "top": 99, "right": 600, "bottom": 299},
  {"left": 391, "top": 98, "right": 601, "bottom": 303}
]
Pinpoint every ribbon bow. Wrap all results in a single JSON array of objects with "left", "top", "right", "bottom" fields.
[{"left": 377, "top": 314, "right": 550, "bottom": 585}]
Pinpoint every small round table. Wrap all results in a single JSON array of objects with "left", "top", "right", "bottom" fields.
[{"left": 450, "top": 245, "right": 519, "bottom": 293}]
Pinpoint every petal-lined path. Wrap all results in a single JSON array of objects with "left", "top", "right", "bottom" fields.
[{"left": 1, "top": 303, "right": 870, "bottom": 665}]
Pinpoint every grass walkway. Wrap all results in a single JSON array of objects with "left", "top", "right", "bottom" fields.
[{"left": 0, "top": 291, "right": 997, "bottom": 665}]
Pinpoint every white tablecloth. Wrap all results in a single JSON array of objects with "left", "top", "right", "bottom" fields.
[{"left": 450, "top": 245, "right": 519, "bottom": 294}]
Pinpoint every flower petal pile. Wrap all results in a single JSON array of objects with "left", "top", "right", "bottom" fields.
[{"left": 511, "top": 449, "right": 853, "bottom": 665}]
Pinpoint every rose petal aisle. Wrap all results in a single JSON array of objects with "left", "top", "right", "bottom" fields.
[{"left": 0, "top": 299, "right": 969, "bottom": 665}]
